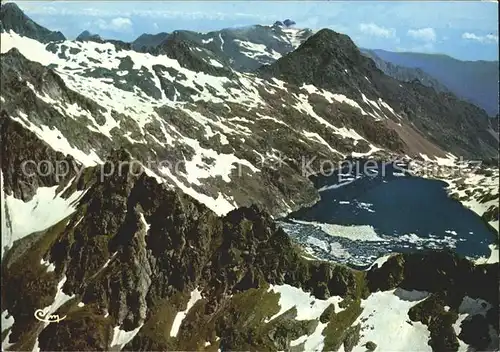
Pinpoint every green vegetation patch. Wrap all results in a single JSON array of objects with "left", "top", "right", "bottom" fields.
[{"left": 322, "top": 298, "right": 363, "bottom": 352}]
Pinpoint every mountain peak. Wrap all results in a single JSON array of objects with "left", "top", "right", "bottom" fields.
[
  {"left": 303, "top": 28, "right": 357, "bottom": 51},
  {"left": 76, "top": 30, "right": 102, "bottom": 42},
  {"left": 0, "top": 1, "right": 65, "bottom": 42},
  {"left": 77, "top": 30, "right": 91, "bottom": 37},
  {"left": 131, "top": 32, "right": 170, "bottom": 52},
  {"left": 1, "top": 2, "right": 21, "bottom": 12},
  {"left": 272, "top": 19, "right": 296, "bottom": 28}
]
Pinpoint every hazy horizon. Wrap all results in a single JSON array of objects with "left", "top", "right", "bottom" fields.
[{"left": 4, "top": 0, "right": 498, "bottom": 61}]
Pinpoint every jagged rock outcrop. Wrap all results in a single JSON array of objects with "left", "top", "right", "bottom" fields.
[{"left": 155, "top": 32, "right": 233, "bottom": 77}]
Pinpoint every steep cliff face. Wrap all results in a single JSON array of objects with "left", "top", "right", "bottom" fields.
[{"left": 0, "top": 114, "right": 79, "bottom": 201}]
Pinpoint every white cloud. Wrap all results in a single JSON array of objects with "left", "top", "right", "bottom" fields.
[
  {"left": 396, "top": 42, "right": 435, "bottom": 53},
  {"left": 407, "top": 28, "right": 436, "bottom": 42},
  {"left": 96, "top": 17, "right": 133, "bottom": 32},
  {"left": 462, "top": 32, "right": 498, "bottom": 44},
  {"left": 359, "top": 23, "right": 396, "bottom": 38}
]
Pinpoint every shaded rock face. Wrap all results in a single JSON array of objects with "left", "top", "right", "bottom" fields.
[
  {"left": 490, "top": 115, "right": 499, "bottom": 133},
  {"left": 367, "top": 250, "right": 497, "bottom": 302},
  {"left": 47, "top": 149, "right": 360, "bottom": 306},
  {"left": 1, "top": 132, "right": 498, "bottom": 351},
  {"left": 155, "top": 32, "right": 234, "bottom": 77},
  {"left": 0, "top": 2, "right": 65, "bottom": 42}
]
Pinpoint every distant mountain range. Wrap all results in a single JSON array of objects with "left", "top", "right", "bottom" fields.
[
  {"left": 365, "top": 49, "right": 499, "bottom": 117},
  {"left": 131, "top": 28, "right": 497, "bottom": 117},
  {"left": 361, "top": 49, "right": 451, "bottom": 94}
]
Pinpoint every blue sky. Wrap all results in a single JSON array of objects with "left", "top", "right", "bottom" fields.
[{"left": 12, "top": 1, "right": 499, "bottom": 61}]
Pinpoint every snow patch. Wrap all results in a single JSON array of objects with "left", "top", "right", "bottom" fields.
[
  {"left": 158, "top": 166, "right": 237, "bottom": 216},
  {"left": 453, "top": 296, "right": 493, "bottom": 351},
  {"left": 110, "top": 324, "right": 144, "bottom": 351},
  {"left": 1, "top": 310, "right": 15, "bottom": 350},
  {"left": 169, "top": 288, "right": 203, "bottom": 337},
  {"left": 11, "top": 112, "right": 102, "bottom": 167},
  {"left": 40, "top": 258, "right": 56, "bottom": 272}
]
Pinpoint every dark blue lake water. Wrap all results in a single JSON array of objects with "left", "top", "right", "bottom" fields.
[{"left": 279, "top": 159, "right": 495, "bottom": 268}]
